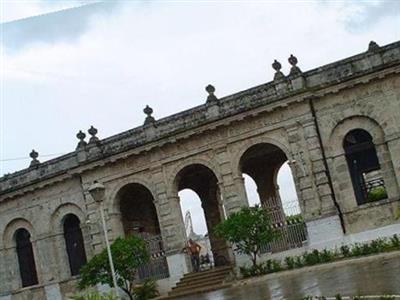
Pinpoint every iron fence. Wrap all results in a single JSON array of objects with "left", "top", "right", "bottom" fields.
[
  {"left": 260, "top": 199, "right": 308, "bottom": 254},
  {"left": 137, "top": 235, "right": 169, "bottom": 281}
]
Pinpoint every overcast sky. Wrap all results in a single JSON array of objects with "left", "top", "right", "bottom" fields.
[{"left": 1, "top": 0, "right": 399, "bottom": 235}]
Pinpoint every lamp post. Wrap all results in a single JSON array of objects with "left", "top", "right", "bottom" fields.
[{"left": 88, "top": 181, "right": 119, "bottom": 296}]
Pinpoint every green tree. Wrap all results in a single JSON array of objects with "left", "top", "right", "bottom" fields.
[
  {"left": 78, "top": 236, "right": 150, "bottom": 300},
  {"left": 215, "top": 205, "right": 279, "bottom": 267}
]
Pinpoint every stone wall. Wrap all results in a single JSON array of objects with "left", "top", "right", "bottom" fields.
[{"left": 0, "top": 40, "right": 399, "bottom": 299}]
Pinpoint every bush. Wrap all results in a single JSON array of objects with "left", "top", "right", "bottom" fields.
[
  {"left": 285, "top": 256, "right": 296, "bottom": 269},
  {"left": 239, "top": 259, "right": 282, "bottom": 278},
  {"left": 264, "top": 259, "right": 282, "bottom": 273},
  {"left": 244, "top": 234, "right": 400, "bottom": 279},
  {"left": 294, "top": 256, "right": 304, "bottom": 268},
  {"left": 133, "top": 279, "right": 159, "bottom": 300},
  {"left": 367, "top": 186, "right": 387, "bottom": 202},
  {"left": 390, "top": 234, "right": 400, "bottom": 248},
  {"left": 215, "top": 205, "right": 279, "bottom": 267},
  {"left": 340, "top": 245, "right": 350, "bottom": 257},
  {"left": 320, "top": 249, "right": 335, "bottom": 263},
  {"left": 71, "top": 291, "right": 117, "bottom": 300}
]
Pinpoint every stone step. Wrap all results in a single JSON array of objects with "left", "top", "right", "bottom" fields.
[
  {"left": 173, "top": 277, "right": 226, "bottom": 291},
  {"left": 165, "top": 282, "right": 233, "bottom": 299},
  {"left": 175, "top": 273, "right": 227, "bottom": 288},
  {"left": 180, "top": 266, "right": 231, "bottom": 280},
  {"left": 162, "top": 266, "right": 233, "bottom": 299}
]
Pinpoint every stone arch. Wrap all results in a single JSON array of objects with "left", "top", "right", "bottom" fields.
[
  {"left": 231, "top": 135, "right": 293, "bottom": 178},
  {"left": 172, "top": 162, "right": 231, "bottom": 266},
  {"left": 48, "top": 203, "right": 89, "bottom": 281},
  {"left": 112, "top": 179, "right": 170, "bottom": 279},
  {"left": 50, "top": 203, "right": 86, "bottom": 233},
  {"left": 327, "top": 115, "right": 398, "bottom": 215},
  {"left": 328, "top": 115, "right": 385, "bottom": 157},
  {"left": 3, "top": 218, "right": 35, "bottom": 249},
  {"left": 114, "top": 181, "right": 161, "bottom": 237},
  {"left": 237, "top": 141, "right": 307, "bottom": 252},
  {"left": 2, "top": 218, "right": 40, "bottom": 289},
  {"left": 107, "top": 175, "right": 157, "bottom": 214},
  {"left": 168, "top": 157, "right": 223, "bottom": 195}
]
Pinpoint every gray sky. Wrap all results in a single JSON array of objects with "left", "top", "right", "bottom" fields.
[{"left": 1, "top": 0, "right": 399, "bottom": 235}]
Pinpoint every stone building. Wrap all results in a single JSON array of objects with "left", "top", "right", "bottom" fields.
[{"left": 1, "top": 40, "right": 399, "bottom": 299}]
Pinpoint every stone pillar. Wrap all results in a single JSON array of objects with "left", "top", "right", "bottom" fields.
[
  {"left": 376, "top": 141, "right": 400, "bottom": 199},
  {"left": 151, "top": 167, "right": 190, "bottom": 281},
  {"left": 215, "top": 146, "right": 248, "bottom": 215},
  {"left": 301, "top": 119, "right": 344, "bottom": 245},
  {"left": 386, "top": 136, "right": 400, "bottom": 191},
  {"left": 44, "top": 283, "right": 63, "bottom": 300},
  {"left": 159, "top": 195, "right": 190, "bottom": 279},
  {"left": 35, "top": 235, "right": 58, "bottom": 283},
  {"left": 0, "top": 248, "right": 16, "bottom": 294}
]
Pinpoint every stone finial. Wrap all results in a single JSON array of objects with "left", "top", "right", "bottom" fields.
[
  {"left": 272, "top": 59, "right": 285, "bottom": 80},
  {"left": 76, "top": 130, "right": 87, "bottom": 149},
  {"left": 88, "top": 126, "right": 99, "bottom": 144},
  {"left": 288, "top": 54, "right": 302, "bottom": 76},
  {"left": 205, "top": 84, "right": 218, "bottom": 104},
  {"left": 29, "top": 149, "right": 40, "bottom": 167},
  {"left": 143, "top": 105, "right": 155, "bottom": 125},
  {"left": 368, "top": 41, "right": 380, "bottom": 53}
]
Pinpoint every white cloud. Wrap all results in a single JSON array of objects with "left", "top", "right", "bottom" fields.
[{"left": 1, "top": 0, "right": 98, "bottom": 23}]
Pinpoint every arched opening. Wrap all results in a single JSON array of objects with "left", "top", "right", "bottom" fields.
[
  {"left": 63, "top": 214, "right": 87, "bottom": 276},
  {"left": 117, "top": 183, "right": 168, "bottom": 280},
  {"left": 344, "top": 129, "right": 386, "bottom": 205},
  {"left": 180, "top": 189, "right": 212, "bottom": 267},
  {"left": 174, "top": 164, "right": 230, "bottom": 267},
  {"left": 118, "top": 183, "right": 161, "bottom": 237},
  {"left": 240, "top": 143, "right": 306, "bottom": 252},
  {"left": 15, "top": 228, "right": 38, "bottom": 287}
]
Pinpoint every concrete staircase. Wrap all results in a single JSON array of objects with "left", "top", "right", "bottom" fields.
[{"left": 160, "top": 266, "right": 233, "bottom": 299}]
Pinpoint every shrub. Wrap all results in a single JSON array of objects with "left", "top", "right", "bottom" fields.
[
  {"left": 264, "top": 259, "right": 282, "bottom": 273},
  {"left": 367, "top": 186, "right": 387, "bottom": 202},
  {"left": 133, "top": 279, "right": 159, "bottom": 300},
  {"left": 215, "top": 205, "right": 279, "bottom": 267},
  {"left": 294, "top": 256, "right": 304, "bottom": 268},
  {"left": 340, "top": 245, "right": 350, "bottom": 257},
  {"left": 303, "top": 250, "right": 321, "bottom": 266},
  {"left": 285, "top": 256, "right": 296, "bottom": 269},
  {"left": 78, "top": 236, "right": 150, "bottom": 300},
  {"left": 390, "top": 234, "right": 400, "bottom": 248},
  {"left": 320, "top": 249, "right": 335, "bottom": 263},
  {"left": 71, "top": 291, "right": 117, "bottom": 300}
]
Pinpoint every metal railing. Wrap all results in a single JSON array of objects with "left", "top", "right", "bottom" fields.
[
  {"left": 260, "top": 199, "right": 308, "bottom": 254},
  {"left": 137, "top": 235, "right": 169, "bottom": 281}
]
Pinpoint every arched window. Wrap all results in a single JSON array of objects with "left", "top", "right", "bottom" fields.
[
  {"left": 15, "top": 228, "right": 38, "bottom": 287},
  {"left": 344, "top": 129, "right": 386, "bottom": 205},
  {"left": 63, "top": 214, "right": 87, "bottom": 276}
]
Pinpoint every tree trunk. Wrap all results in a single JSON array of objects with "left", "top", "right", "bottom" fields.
[
  {"left": 121, "top": 287, "right": 133, "bottom": 300},
  {"left": 252, "top": 252, "right": 257, "bottom": 267}
]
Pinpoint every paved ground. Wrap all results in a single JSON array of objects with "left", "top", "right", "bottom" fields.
[{"left": 174, "top": 252, "right": 400, "bottom": 300}]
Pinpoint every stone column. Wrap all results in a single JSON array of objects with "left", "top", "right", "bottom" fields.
[
  {"left": 215, "top": 146, "right": 248, "bottom": 216},
  {"left": 35, "top": 235, "right": 59, "bottom": 284},
  {"left": 0, "top": 248, "right": 18, "bottom": 294},
  {"left": 376, "top": 140, "right": 400, "bottom": 199},
  {"left": 386, "top": 136, "right": 400, "bottom": 191},
  {"left": 300, "top": 119, "right": 344, "bottom": 247},
  {"left": 151, "top": 167, "right": 190, "bottom": 281}
]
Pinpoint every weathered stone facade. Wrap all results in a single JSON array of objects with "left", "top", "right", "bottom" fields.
[{"left": 1, "top": 40, "right": 400, "bottom": 299}]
